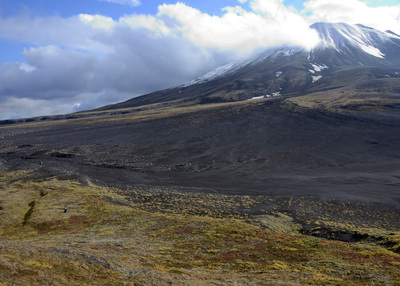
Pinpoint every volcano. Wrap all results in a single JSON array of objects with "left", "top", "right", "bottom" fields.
[
  {"left": 1, "top": 22, "right": 400, "bottom": 208},
  {"left": 100, "top": 22, "right": 400, "bottom": 110}
]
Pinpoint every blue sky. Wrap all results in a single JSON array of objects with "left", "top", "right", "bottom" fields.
[
  {"left": 0, "top": 0, "right": 305, "bottom": 18},
  {"left": 2, "top": 0, "right": 397, "bottom": 18},
  {"left": 0, "top": 0, "right": 399, "bottom": 119},
  {"left": 1, "top": 0, "right": 244, "bottom": 18}
]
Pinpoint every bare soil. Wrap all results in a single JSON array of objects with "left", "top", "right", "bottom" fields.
[{"left": 1, "top": 99, "right": 400, "bottom": 230}]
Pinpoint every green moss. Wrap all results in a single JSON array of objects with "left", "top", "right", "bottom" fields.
[{"left": 1, "top": 170, "right": 400, "bottom": 285}]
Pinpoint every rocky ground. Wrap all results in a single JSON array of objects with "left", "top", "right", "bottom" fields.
[
  {"left": 1, "top": 99, "right": 400, "bottom": 204},
  {"left": 1, "top": 97, "right": 400, "bottom": 284}
]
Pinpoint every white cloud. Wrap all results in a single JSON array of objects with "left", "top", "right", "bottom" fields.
[
  {"left": 100, "top": 0, "right": 141, "bottom": 7},
  {"left": 21, "top": 46, "right": 96, "bottom": 96},
  {"left": 0, "top": 11, "right": 233, "bottom": 118},
  {"left": 0, "top": 97, "right": 76, "bottom": 119},
  {"left": 120, "top": 14, "right": 171, "bottom": 35},
  {"left": 79, "top": 14, "right": 115, "bottom": 30},
  {"left": 303, "top": 0, "right": 400, "bottom": 34},
  {"left": 19, "top": 63, "right": 36, "bottom": 73},
  {"left": 0, "top": 14, "right": 112, "bottom": 54},
  {"left": 158, "top": 1, "right": 320, "bottom": 53}
]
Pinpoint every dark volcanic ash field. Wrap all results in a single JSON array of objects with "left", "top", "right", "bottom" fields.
[{"left": 1, "top": 98, "right": 400, "bottom": 212}]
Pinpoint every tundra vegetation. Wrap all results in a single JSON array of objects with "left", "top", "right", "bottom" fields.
[{"left": 0, "top": 170, "right": 399, "bottom": 285}]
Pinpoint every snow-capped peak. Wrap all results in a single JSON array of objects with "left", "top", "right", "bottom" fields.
[
  {"left": 311, "top": 22, "right": 389, "bottom": 58},
  {"left": 181, "top": 22, "right": 400, "bottom": 89}
]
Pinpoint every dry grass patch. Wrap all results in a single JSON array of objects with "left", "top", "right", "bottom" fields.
[{"left": 0, "top": 170, "right": 400, "bottom": 285}]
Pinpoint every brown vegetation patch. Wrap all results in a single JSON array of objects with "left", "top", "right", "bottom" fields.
[{"left": 0, "top": 170, "right": 400, "bottom": 285}]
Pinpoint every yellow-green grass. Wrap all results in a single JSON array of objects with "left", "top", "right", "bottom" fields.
[
  {"left": 0, "top": 99, "right": 267, "bottom": 130},
  {"left": 0, "top": 170, "right": 399, "bottom": 285},
  {"left": 288, "top": 89, "right": 400, "bottom": 114}
]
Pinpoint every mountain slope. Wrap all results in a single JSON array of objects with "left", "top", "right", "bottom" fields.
[
  {"left": 97, "top": 22, "right": 400, "bottom": 112},
  {"left": 312, "top": 22, "right": 400, "bottom": 66}
]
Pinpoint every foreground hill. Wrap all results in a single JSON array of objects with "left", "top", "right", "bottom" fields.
[{"left": 0, "top": 170, "right": 399, "bottom": 285}]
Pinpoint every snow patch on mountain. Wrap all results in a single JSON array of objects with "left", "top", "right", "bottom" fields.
[
  {"left": 247, "top": 91, "right": 281, "bottom": 100},
  {"left": 312, "top": 22, "right": 387, "bottom": 59},
  {"left": 312, "top": 75, "right": 323, "bottom": 82},
  {"left": 359, "top": 44, "right": 385, "bottom": 58},
  {"left": 247, "top": 96, "right": 264, "bottom": 101},
  {"left": 245, "top": 46, "right": 303, "bottom": 67},
  {"left": 274, "top": 47, "right": 304, "bottom": 57},
  {"left": 385, "top": 30, "right": 400, "bottom": 39},
  {"left": 270, "top": 91, "right": 281, "bottom": 97},
  {"left": 308, "top": 62, "right": 328, "bottom": 83},
  {"left": 275, "top": 71, "right": 282, "bottom": 77},
  {"left": 183, "top": 63, "right": 236, "bottom": 87},
  {"left": 281, "top": 48, "right": 298, "bottom": 56},
  {"left": 311, "top": 63, "right": 328, "bottom": 72}
]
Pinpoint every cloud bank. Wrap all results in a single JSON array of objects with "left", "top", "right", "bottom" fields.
[
  {"left": 304, "top": 0, "right": 400, "bottom": 34},
  {"left": 0, "top": 0, "right": 399, "bottom": 119}
]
